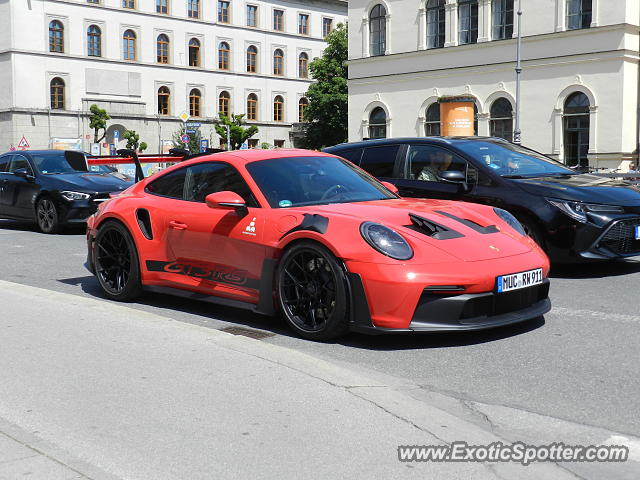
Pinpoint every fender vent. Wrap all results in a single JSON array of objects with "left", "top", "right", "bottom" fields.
[
  {"left": 406, "top": 213, "right": 464, "bottom": 240},
  {"left": 136, "top": 208, "right": 153, "bottom": 240}
]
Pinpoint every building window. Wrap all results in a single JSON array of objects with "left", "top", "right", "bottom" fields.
[
  {"left": 247, "top": 5, "right": 257, "bottom": 27},
  {"left": 323, "top": 17, "right": 333, "bottom": 38},
  {"left": 492, "top": 0, "right": 514, "bottom": 40},
  {"left": 219, "top": 91, "right": 230, "bottom": 117},
  {"left": 489, "top": 98, "right": 513, "bottom": 141},
  {"left": 87, "top": 0, "right": 100, "bottom": 3},
  {"left": 298, "top": 52, "right": 309, "bottom": 78},
  {"left": 458, "top": 0, "right": 478, "bottom": 45},
  {"left": 156, "top": 0, "right": 168, "bottom": 14},
  {"left": 369, "top": 4, "right": 386, "bottom": 56},
  {"left": 298, "top": 13, "right": 309, "bottom": 35},
  {"left": 246, "top": 45, "right": 257, "bottom": 73},
  {"left": 273, "top": 9, "right": 284, "bottom": 31},
  {"left": 49, "top": 20, "right": 64, "bottom": 53},
  {"left": 189, "top": 38, "right": 201, "bottom": 67},
  {"left": 369, "top": 107, "right": 387, "bottom": 139},
  {"left": 426, "top": 0, "right": 445, "bottom": 49},
  {"left": 188, "top": 0, "right": 200, "bottom": 18},
  {"left": 298, "top": 97, "right": 308, "bottom": 122},
  {"left": 218, "top": 1, "right": 230, "bottom": 23},
  {"left": 273, "top": 49, "right": 284, "bottom": 76},
  {"left": 247, "top": 93, "right": 258, "bottom": 120},
  {"left": 122, "top": 0, "right": 135, "bottom": 8},
  {"left": 189, "top": 88, "right": 202, "bottom": 117},
  {"left": 563, "top": 92, "right": 590, "bottom": 167},
  {"left": 273, "top": 95, "right": 284, "bottom": 122},
  {"left": 218, "top": 42, "right": 230, "bottom": 70},
  {"left": 123, "top": 29, "right": 136, "bottom": 60},
  {"left": 157, "top": 34, "right": 169, "bottom": 63},
  {"left": 158, "top": 86, "right": 170, "bottom": 115},
  {"left": 50, "top": 77, "right": 65, "bottom": 109},
  {"left": 567, "top": 0, "right": 592, "bottom": 30},
  {"left": 87, "top": 25, "right": 101, "bottom": 57},
  {"left": 424, "top": 103, "right": 440, "bottom": 136}
]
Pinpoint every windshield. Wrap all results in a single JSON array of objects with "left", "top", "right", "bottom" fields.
[
  {"left": 456, "top": 141, "right": 575, "bottom": 178},
  {"left": 246, "top": 156, "right": 397, "bottom": 208},
  {"left": 32, "top": 152, "right": 113, "bottom": 175}
]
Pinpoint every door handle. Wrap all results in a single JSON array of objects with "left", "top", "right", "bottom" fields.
[{"left": 169, "top": 220, "right": 188, "bottom": 230}]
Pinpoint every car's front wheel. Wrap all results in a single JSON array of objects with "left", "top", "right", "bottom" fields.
[
  {"left": 36, "top": 197, "right": 61, "bottom": 234},
  {"left": 276, "top": 241, "right": 350, "bottom": 341}
]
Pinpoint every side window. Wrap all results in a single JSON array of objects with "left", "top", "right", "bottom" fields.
[
  {"left": 8, "top": 155, "right": 34, "bottom": 175},
  {"left": 183, "top": 162, "right": 258, "bottom": 207},
  {"left": 360, "top": 145, "right": 399, "bottom": 178},
  {"left": 335, "top": 148, "right": 363, "bottom": 166},
  {"left": 407, "top": 145, "right": 467, "bottom": 182},
  {"left": 146, "top": 167, "right": 188, "bottom": 199},
  {"left": 0, "top": 155, "right": 11, "bottom": 172}
]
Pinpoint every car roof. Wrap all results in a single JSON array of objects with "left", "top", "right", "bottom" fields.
[
  {"left": 323, "top": 136, "right": 510, "bottom": 151},
  {"left": 2, "top": 150, "right": 71, "bottom": 157},
  {"left": 184, "top": 148, "right": 335, "bottom": 166}
]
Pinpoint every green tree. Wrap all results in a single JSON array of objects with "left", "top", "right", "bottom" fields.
[
  {"left": 302, "top": 23, "right": 348, "bottom": 150},
  {"left": 89, "top": 104, "right": 110, "bottom": 143},
  {"left": 172, "top": 124, "right": 202, "bottom": 154},
  {"left": 123, "top": 130, "right": 148, "bottom": 152},
  {"left": 214, "top": 114, "right": 258, "bottom": 150}
]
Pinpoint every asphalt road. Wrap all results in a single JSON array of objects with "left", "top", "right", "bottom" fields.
[{"left": 1, "top": 219, "right": 639, "bottom": 451}]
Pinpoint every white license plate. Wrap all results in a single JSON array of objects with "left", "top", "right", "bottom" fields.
[
  {"left": 635, "top": 226, "right": 640, "bottom": 240},
  {"left": 496, "top": 268, "right": 543, "bottom": 293}
]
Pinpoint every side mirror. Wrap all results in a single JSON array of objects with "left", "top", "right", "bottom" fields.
[
  {"left": 205, "top": 191, "right": 248, "bottom": 217},
  {"left": 380, "top": 181, "right": 399, "bottom": 195},
  {"left": 13, "top": 168, "right": 34, "bottom": 181},
  {"left": 438, "top": 170, "right": 466, "bottom": 183}
]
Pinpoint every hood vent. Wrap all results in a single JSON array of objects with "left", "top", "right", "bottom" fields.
[
  {"left": 435, "top": 210, "right": 499, "bottom": 235},
  {"left": 407, "top": 213, "right": 464, "bottom": 240}
]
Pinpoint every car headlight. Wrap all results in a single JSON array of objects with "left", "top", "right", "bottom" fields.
[
  {"left": 546, "top": 198, "right": 623, "bottom": 223},
  {"left": 60, "top": 191, "right": 91, "bottom": 201},
  {"left": 493, "top": 208, "right": 526, "bottom": 236},
  {"left": 360, "top": 222, "right": 413, "bottom": 260}
]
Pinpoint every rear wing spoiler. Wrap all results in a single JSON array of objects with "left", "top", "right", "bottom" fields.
[{"left": 85, "top": 148, "right": 225, "bottom": 182}]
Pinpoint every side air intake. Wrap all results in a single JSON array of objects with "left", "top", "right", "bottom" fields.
[{"left": 136, "top": 209, "right": 153, "bottom": 240}]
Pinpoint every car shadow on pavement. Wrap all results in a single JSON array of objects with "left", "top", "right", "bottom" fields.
[
  {"left": 0, "top": 219, "right": 86, "bottom": 235},
  {"left": 550, "top": 259, "right": 640, "bottom": 279}
]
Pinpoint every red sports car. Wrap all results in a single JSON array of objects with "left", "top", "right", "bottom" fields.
[{"left": 86, "top": 149, "right": 551, "bottom": 340}]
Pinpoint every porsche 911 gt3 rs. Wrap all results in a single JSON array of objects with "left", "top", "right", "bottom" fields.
[{"left": 86, "top": 149, "right": 551, "bottom": 340}]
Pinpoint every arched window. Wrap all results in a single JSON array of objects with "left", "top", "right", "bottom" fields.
[
  {"left": 489, "top": 98, "right": 513, "bottom": 141},
  {"left": 426, "top": 0, "right": 445, "bottom": 49},
  {"left": 369, "top": 4, "right": 386, "bottom": 56},
  {"left": 188, "top": 0, "right": 200, "bottom": 18},
  {"left": 218, "top": 42, "right": 230, "bottom": 70},
  {"left": 273, "top": 49, "right": 284, "bottom": 76},
  {"left": 157, "top": 34, "right": 169, "bottom": 64},
  {"left": 50, "top": 77, "right": 65, "bottom": 110},
  {"left": 49, "top": 20, "right": 64, "bottom": 53},
  {"left": 247, "top": 93, "right": 258, "bottom": 120},
  {"left": 123, "top": 29, "right": 136, "bottom": 60},
  {"left": 298, "top": 52, "right": 309, "bottom": 78},
  {"left": 246, "top": 45, "right": 258, "bottom": 73},
  {"left": 424, "top": 103, "right": 440, "bottom": 136},
  {"left": 156, "top": 0, "right": 168, "bottom": 14},
  {"left": 189, "top": 38, "right": 201, "bottom": 67},
  {"left": 219, "top": 91, "right": 231, "bottom": 117},
  {"left": 369, "top": 107, "right": 387, "bottom": 139},
  {"left": 563, "top": 92, "right": 590, "bottom": 167},
  {"left": 492, "top": 0, "right": 514, "bottom": 40},
  {"left": 87, "top": 25, "right": 101, "bottom": 57},
  {"left": 458, "top": 0, "right": 478, "bottom": 45},
  {"left": 273, "top": 95, "right": 284, "bottom": 122},
  {"left": 298, "top": 97, "right": 309, "bottom": 122},
  {"left": 189, "top": 88, "right": 202, "bottom": 117},
  {"left": 158, "top": 86, "right": 170, "bottom": 115}
]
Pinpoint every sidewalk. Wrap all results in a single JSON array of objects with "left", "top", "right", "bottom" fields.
[{"left": 0, "top": 280, "right": 577, "bottom": 480}]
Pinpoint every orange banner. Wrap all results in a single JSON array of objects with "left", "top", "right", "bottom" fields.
[{"left": 440, "top": 97, "right": 475, "bottom": 136}]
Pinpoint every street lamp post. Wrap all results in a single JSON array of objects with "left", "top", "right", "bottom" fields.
[{"left": 513, "top": 0, "right": 523, "bottom": 144}]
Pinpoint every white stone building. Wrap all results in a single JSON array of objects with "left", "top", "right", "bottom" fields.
[
  {"left": 0, "top": 0, "right": 347, "bottom": 153},
  {"left": 347, "top": 0, "right": 640, "bottom": 170}
]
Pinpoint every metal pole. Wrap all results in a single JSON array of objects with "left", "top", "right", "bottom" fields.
[
  {"left": 513, "top": 0, "right": 523, "bottom": 144},
  {"left": 226, "top": 124, "right": 231, "bottom": 150}
]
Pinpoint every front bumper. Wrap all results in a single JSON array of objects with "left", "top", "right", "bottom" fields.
[{"left": 57, "top": 194, "right": 112, "bottom": 225}]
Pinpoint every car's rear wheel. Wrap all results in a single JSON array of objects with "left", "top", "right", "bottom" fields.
[
  {"left": 36, "top": 197, "right": 61, "bottom": 234},
  {"left": 276, "top": 241, "right": 350, "bottom": 341},
  {"left": 94, "top": 221, "right": 142, "bottom": 301}
]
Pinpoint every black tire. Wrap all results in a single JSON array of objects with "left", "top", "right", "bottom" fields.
[
  {"left": 93, "top": 220, "right": 142, "bottom": 301},
  {"left": 36, "top": 196, "right": 61, "bottom": 234},
  {"left": 516, "top": 214, "right": 546, "bottom": 250},
  {"left": 276, "top": 241, "right": 350, "bottom": 341}
]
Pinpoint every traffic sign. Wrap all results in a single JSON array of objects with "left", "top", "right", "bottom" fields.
[
  {"left": 186, "top": 122, "right": 201, "bottom": 128},
  {"left": 200, "top": 139, "right": 209, "bottom": 153},
  {"left": 17, "top": 136, "right": 30, "bottom": 149},
  {"left": 240, "top": 142, "right": 248, "bottom": 150},
  {"left": 181, "top": 134, "right": 190, "bottom": 144},
  {"left": 179, "top": 112, "right": 190, "bottom": 122},
  {"left": 113, "top": 130, "right": 120, "bottom": 144},
  {"left": 186, "top": 129, "right": 196, "bottom": 134}
]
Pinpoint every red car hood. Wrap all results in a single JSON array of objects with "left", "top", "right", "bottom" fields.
[{"left": 307, "top": 198, "right": 532, "bottom": 262}]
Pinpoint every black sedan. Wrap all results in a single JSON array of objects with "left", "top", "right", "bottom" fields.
[
  {"left": 324, "top": 137, "right": 640, "bottom": 262},
  {"left": 0, "top": 150, "right": 132, "bottom": 233}
]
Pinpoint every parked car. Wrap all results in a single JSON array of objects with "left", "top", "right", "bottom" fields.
[
  {"left": 0, "top": 150, "right": 133, "bottom": 233},
  {"left": 86, "top": 149, "right": 550, "bottom": 340},
  {"left": 324, "top": 137, "right": 640, "bottom": 262}
]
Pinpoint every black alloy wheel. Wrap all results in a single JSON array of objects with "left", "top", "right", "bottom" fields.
[
  {"left": 36, "top": 197, "right": 61, "bottom": 234},
  {"left": 276, "top": 241, "right": 349, "bottom": 340},
  {"left": 94, "top": 221, "right": 142, "bottom": 301}
]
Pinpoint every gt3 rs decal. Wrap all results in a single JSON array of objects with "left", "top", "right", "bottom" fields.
[{"left": 146, "top": 260, "right": 260, "bottom": 289}]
